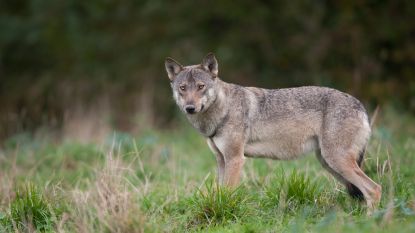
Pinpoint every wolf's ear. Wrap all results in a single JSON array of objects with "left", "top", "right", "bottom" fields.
[
  {"left": 165, "top": 57, "right": 183, "bottom": 81},
  {"left": 201, "top": 53, "right": 218, "bottom": 77}
]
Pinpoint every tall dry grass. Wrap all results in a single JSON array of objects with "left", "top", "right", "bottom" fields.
[{"left": 69, "top": 146, "right": 146, "bottom": 233}]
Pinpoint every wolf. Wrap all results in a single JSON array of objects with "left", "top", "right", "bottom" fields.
[{"left": 165, "top": 53, "right": 381, "bottom": 213}]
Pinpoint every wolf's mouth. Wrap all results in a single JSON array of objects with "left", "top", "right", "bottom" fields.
[{"left": 200, "top": 104, "right": 205, "bottom": 112}]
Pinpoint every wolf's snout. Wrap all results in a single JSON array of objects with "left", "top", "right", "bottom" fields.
[{"left": 185, "top": 105, "right": 196, "bottom": 114}]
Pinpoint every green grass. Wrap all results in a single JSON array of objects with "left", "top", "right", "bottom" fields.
[
  {"left": 0, "top": 108, "right": 415, "bottom": 232},
  {"left": 186, "top": 180, "right": 251, "bottom": 228},
  {"left": 0, "top": 183, "right": 65, "bottom": 232},
  {"left": 263, "top": 169, "right": 322, "bottom": 209}
]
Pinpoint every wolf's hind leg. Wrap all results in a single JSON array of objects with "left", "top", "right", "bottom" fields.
[
  {"left": 316, "top": 149, "right": 364, "bottom": 200},
  {"left": 319, "top": 148, "right": 381, "bottom": 214}
]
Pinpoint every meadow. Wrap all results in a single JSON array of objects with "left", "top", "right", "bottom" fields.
[{"left": 0, "top": 108, "right": 414, "bottom": 232}]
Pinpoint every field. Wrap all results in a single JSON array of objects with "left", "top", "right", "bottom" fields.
[{"left": 0, "top": 108, "right": 414, "bottom": 232}]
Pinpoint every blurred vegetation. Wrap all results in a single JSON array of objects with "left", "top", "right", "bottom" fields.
[{"left": 1, "top": 0, "right": 415, "bottom": 139}]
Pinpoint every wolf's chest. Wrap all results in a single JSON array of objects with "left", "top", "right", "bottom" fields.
[{"left": 188, "top": 117, "right": 217, "bottom": 137}]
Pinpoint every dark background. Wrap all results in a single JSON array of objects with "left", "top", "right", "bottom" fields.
[{"left": 1, "top": 0, "right": 414, "bottom": 141}]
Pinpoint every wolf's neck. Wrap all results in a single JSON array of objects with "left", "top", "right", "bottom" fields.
[{"left": 187, "top": 80, "right": 228, "bottom": 137}]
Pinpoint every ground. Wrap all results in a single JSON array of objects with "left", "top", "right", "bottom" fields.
[{"left": 0, "top": 108, "right": 414, "bottom": 232}]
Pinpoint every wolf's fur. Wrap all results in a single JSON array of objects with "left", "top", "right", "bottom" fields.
[{"left": 165, "top": 53, "right": 381, "bottom": 213}]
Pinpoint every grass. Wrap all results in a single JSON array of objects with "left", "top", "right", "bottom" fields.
[
  {"left": 263, "top": 169, "right": 322, "bottom": 209},
  {"left": 186, "top": 180, "right": 251, "bottom": 228},
  {"left": 0, "top": 183, "right": 65, "bottom": 232},
  {"left": 0, "top": 108, "right": 414, "bottom": 232}
]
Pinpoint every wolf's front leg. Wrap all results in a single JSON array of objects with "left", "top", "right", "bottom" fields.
[
  {"left": 224, "top": 156, "right": 245, "bottom": 186},
  {"left": 210, "top": 134, "right": 245, "bottom": 187},
  {"left": 207, "top": 138, "right": 225, "bottom": 184},
  {"left": 216, "top": 154, "right": 225, "bottom": 184}
]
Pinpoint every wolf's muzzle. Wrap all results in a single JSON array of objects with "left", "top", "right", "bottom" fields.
[{"left": 185, "top": 105, "right": 196, "bottom": 114}]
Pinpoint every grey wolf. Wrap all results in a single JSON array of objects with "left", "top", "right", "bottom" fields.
[{"left": 165, "top": 53, "right": 381, "bottom": 213}]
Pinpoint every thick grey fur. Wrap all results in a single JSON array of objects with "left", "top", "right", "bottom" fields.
[{"left": 165, "top": 53, "right": 381, "bottom": 213}]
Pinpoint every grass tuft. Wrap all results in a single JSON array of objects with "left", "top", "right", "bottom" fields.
[
  {"left": 263, "top": 169, "right": 321, "bottom": 211},
  {"left": 186, "top": 180, "right": 251, "bottom": 228},
  {"left": 0, "top": 183, "right": 63, "bottom": 232}
]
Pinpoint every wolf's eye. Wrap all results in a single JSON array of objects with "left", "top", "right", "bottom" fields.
[
  {"left": 198, "top": 84, "right": 205, "bottom": 90},
  {"left": 179, "top": 85, "right": 186, "bottom": 91}
]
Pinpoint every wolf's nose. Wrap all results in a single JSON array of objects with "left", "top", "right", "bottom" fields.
[{"left": 185, "top": 105, "right": 196, "bottom": 114}]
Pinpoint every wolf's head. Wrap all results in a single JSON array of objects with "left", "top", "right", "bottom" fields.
[{"left": 165, "top": 53, "right": 219, "bottom": 115}]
